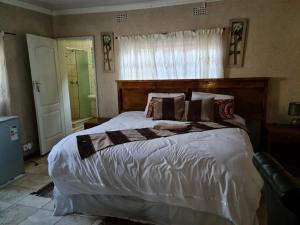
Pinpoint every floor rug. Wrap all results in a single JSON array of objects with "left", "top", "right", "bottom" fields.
[
  {"left": 31, "top": 182, "right": 54, "bottom": 198},
  {"left": 100, "top": 217, "right": 153, "bottom": 225}
]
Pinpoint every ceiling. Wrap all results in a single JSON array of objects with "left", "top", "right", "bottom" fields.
[{"left": 1, "top": 0, "right": 218, "bottom": 15}]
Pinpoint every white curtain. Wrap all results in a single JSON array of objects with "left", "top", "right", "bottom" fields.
[
  {"left": 119, "top": 28, "right": 224, "bottom": 80},
  {"left": 0, "top": 31, "right": 11, "bottom": 116}
]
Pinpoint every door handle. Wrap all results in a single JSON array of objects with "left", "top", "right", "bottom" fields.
[
  {"left": 33, "top": 81, "right": 40, "bottom": 92},
  {"left": 36, "top": 82, "right": 40, "bottom": 92}
]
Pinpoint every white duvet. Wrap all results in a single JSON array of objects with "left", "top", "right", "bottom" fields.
[{"left": 48, "top": 111, "right": 263, "bottom": 225}]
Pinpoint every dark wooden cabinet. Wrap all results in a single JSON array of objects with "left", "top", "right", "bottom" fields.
[
  {"left": 265, "top": 124, "right": 300, "bottom": 176},
  {"left": 84, "top": 117, "right": 111, "bottom": 129}
]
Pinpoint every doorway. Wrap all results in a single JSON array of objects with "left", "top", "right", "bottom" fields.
[{"left": 58, "top": 37, "right": 98, "bottom": 133}]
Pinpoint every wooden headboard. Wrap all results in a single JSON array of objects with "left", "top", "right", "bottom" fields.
[
  {"left": 116, "top": 78, "right": 269, "bottom": 150},
  {"left": 116, "top": 78, "right": 269, "bottom": 122}
]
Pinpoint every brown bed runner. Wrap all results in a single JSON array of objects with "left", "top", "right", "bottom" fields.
[{"left": 77, "top": 121, "right": 246, "bottom": 159}]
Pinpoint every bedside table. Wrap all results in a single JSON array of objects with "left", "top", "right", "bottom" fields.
[
  {"left": 84, "top": 117, "right": 111, "bottom": 129},
  {"left": 265, "top": 124, "right": 300, "bottom": 176}
]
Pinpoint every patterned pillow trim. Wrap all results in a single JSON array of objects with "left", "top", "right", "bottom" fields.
[
  {"left": 214, "top": 99, "right": 234, "bottom": 120},
  {"left": 146, "top": 97, "right": 159, "bottom": 118},
  {"left": 146, "top": 99, "right": 155, "bottom": 118}
]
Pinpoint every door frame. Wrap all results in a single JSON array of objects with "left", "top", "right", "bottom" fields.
[{"left": 57, "top": 36, "right": 100, "bottom": 133}]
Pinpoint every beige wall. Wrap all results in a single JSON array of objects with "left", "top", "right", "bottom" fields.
[
  {"left": 53, "top": 0, "right": 300, "bottom": 123},
  {"left": 0, "top": 3, "right": 53, "bottom": 155},
  {"left": 1, "top": 0, "right": 300, "bottom": 155}
]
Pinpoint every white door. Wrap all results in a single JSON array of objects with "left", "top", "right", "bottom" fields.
[{"left": 27, "top": 34, "right": 66, "bottom": 155}]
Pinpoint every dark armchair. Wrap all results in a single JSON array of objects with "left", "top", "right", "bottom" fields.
[{"left": 253, "top": 152, "right": 300, "bottom": 225}]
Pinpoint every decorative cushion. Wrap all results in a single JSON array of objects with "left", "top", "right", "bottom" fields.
[
  {"left": 152, "top": 96, "right": 185, "bottom": 121},
  {"left": 191, "top": 92, "right": 235, "bottom": 121},
  {"left": 182, "top": 98, "right": 215, "bottom": 122},
  {"left": 214, "top": 99, "right": 234, "bottom": 120},
  {"left": 145, "top": 93, "right": 185, "bottom": 113}
]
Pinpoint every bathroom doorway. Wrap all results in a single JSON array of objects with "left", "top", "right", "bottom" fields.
[{"left": 58, "top": 37, "right": 98, "bottom": 133}]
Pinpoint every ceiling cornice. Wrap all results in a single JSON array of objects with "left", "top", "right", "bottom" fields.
[
  {"left": 0, "top": 0, "right": 222, "bottom": 16},
  {"left": 0, "top": 0, "right": 52, "bottom": 15},
  {"left": 53, "top": 0, "right": 221, "bottom": 16}
]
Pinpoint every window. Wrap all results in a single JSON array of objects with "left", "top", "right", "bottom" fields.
[
  {"left": 119, "top": 28, "right": 224, "bottom": 80},
  {"left": 0, "top": 31, "right": 10, "bottom": 116}
]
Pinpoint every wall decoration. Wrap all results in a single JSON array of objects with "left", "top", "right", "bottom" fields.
[
  {"left": 101, "top": 32, "right": 114, "bottom": 72},
  {"left": 228, "top": 19, "right": 248, "bottom": 67}
]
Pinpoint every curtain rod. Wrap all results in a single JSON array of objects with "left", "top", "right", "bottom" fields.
[{"left": 115, "top": 27, "right": 226, "bottom": 40}]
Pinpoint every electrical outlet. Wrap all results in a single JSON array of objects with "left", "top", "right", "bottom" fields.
[
  {"left": 23, "top": 142, "right": 33, "bottom": 152},
  {"left": 23, "top": 144, "right": 28, "bottom": 152},
  {"left": 27, "top": 142, "right": 32, "bottom": 150}
]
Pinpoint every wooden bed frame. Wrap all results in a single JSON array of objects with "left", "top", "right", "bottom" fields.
[{"left": 116, "top": 78, "right": 269, "bottom": 150}]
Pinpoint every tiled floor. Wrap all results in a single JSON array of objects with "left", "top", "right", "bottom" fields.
[{"left": 0, "top": 155, "right": 103, "bottom": 225}]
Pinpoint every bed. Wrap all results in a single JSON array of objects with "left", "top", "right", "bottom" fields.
[{"left": 48, "top": 78, "right": 269, "bottom": 225}]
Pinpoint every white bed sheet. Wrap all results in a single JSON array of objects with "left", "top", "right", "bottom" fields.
[{"left": 48, "top": 111, "right": 263, "bottom": 225}]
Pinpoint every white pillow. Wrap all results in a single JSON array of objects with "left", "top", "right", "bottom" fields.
[
  {"left": 145, "top": 93, "right": 185, "bottom": 113},
  {"left": 191, "top": 92, "right": 234, "bottom": 100}
]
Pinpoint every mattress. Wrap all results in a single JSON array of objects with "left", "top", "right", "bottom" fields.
[{"left": 48, "top": 111, "right": 263, "bottom": 225}]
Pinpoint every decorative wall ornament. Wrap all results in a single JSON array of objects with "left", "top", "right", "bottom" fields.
[
  {"left": 228, "top": 18, "right": 248, "bottom": 67},
  {"left": 101, "top": 32, "right": 114, "bottom": 72}
]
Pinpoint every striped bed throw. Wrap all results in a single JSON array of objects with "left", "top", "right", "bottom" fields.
[{"left": 77, "top": 121, "right": 246, "bottom": 159}]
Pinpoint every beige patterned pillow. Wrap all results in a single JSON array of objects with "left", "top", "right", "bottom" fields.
[
  {"left": 152, "top": 96, "right": 185, "bottom": 121},
  {"left": 182, "top": 98, "right": 215, "bottom": 122}
]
